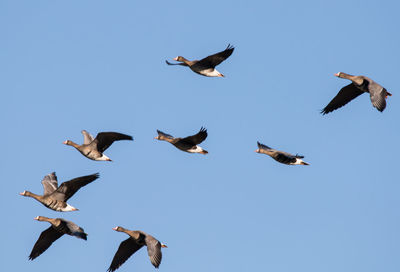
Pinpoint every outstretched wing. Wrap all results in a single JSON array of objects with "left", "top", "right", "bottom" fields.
[
  {"left": 145, "top": 236, "right": 163, "bottom": 268},
  {"left": 41, "top": 172, "right": 58, "bottom": 196},
  {"left": 62, "top": 219, "right": 88, "bottom": 240},
  {"left": 165, "top": 60, "right": 188, "bottom": 66},
  {"left": 81, "top": 130, "right": 95, "bottom": 144},
  {"left": 51, "top": 173, "right": 99, "bottom": 201},
  {"left": 107, "top": 238, "right": 143, "bottom": 272},
  {"left": 257, "top": 141, "right": 272, "bottom": 151},
  {"left": 321, "top": 83, "right": 364, "bottom": 114},
  {"left": 181, "top": 127, "right": 208, "bottom": 145},
  {"left": 370, "top": 88, "right": 388, "bottom": 112},
  {"left": 29, "top": 227, "right": 63, "bottom": 260},
  {"left": 157, "top": 130, "right": 174, "bottom": 139},
  {"left": 196, "top": 44, "right": 234, "bottom": 68},
  {"left": 95, "top": 132, "right": 133, "bottom": 153}
]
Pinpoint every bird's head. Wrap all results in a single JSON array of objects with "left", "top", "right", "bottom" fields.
[
  {"left": 34, "top": 216, "right": 45, "bottom": 221},
  {"left": 161, "top": 243, "right": 168, "bottom": 248},
  {"left": 173, "top": 56, "right": 184, "bottom": 62},
  {"left": 112, "top": 226, "right": 124, "bottom": 232},
  {"left": 334, "top": 72, "right": 342, "bottom": 77},
  {"left": 63, "top": 140, "right": 71, "bottom": 145},
  {"left": 19, "top": 190, "right": 28, "bottom": 196}
]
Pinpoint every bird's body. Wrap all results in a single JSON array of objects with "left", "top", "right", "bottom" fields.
[
  {"left": 63, "top": 130, "right": 133, "bottom": 161},
  {"left": 155, "top": 127, "right": 208, "bottom": 154},
  {"left": 256, "top": 142, "right": 309, "bottom": 165},
  {"left": 20, "top": 172, "right": 99, "bottom": 212},
  {"left": 29, "top": 216, "right": 87, "bottom": 260},
  {"left": 322, "top": 72, "right": 392, "bottom": 114},
  {"left": 166, "top": 44, "right": 234, "bottom": 77},
  {"left": 107, "top": 226, "right": 167, "bottom": 272}
]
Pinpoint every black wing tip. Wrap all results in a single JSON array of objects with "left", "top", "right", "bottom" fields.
[
  {"left": 28, "top": 255, "right": 36, "bottom": 261},
  {"left": 226, "top": 43, "right": 235, "bottom": 51},
  {"left": 165, "top": 60, "right": 172, "bottom": 65},
  {"left": 200, "top": 126, "right": 207, "bottom": 133}
]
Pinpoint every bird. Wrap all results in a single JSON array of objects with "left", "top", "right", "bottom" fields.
[
  {"left": 20, "top": 172, "right": 99, "bottom": 212},
  {"left": 166, "top": 44, "right": 234, "bottom": 77},
  {"left": 154, "top": 127, "right": 208, "bottom": 154},
  {"left": 321, "top": 72, "right": 392, "bottom": 114},
  {"left": 29, "top": 216, "right": 87, "bottom": 260},
  {"left": 63, "top": 130, "right": 133, "bottom": 161},
  {"left": 255, "top": 142, "right": 309, "bottom": 165},
  {"left": 107, "top": 226, "right": 167, "bottom": 272}
]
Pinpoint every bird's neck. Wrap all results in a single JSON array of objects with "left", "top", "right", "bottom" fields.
[
  {"left": 25, "top": 191, "right": 43, "bottom": 201},
  {"left": 67, "top": 141, "right": 81, "bottom": 149}
]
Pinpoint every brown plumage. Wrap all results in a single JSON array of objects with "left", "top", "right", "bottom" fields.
[
  {"left": 63, "top": 130, "right": 133, "bottom": 161},
  {"left": 166, "top": 44, "right": 234, "bottom": 77},
  {"left": 29, "top": 216, "right": 87, "bottom": 260},
  {"left": 107, "top": 226, "right": 167, "bottom": 272},
  {"left": 155, "top": 127, "right": 208, "bottom": 154},
  {"left": 322, "top": 72, "right": 392, "bottom": 114},
  {"left": 20, "top": 172, "right": 99, "bottom": 212}
]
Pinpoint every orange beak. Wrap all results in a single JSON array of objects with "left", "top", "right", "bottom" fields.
[
  {"left": 112, "top": 227, "right": 118, "bottom": 231},
  {"left": 334, "top": 72, "right": 340, "bottom": 77},
  {"left": 161, "top": 244, "right": 168, "bottom": 248},
  {"left": 63, "top": 140, "right": 68, "bottom": 144},
  {"left": 173, "top": 57, "right": 178, "bottom": 61},
  {"left": 34, "top": 216, "right": 39, "bottom": 220}
]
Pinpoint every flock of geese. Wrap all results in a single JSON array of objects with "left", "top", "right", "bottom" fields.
[{"left": 20, "top": 44, "right": 391, "bottom": 271}]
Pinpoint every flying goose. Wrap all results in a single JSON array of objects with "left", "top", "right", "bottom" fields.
[
  {"left": 29, "top": 216, "right": 87, "bottom": 260},
  {"left": 255, "top": 142, "right": 309, "bottom": 165},
  {"left": 20, "top": 172, "right": 99, "bottom": 212},
  {"left": 154, "top": 127, "right": 208, "bottom": 154},
  {"left": 166, "top": 44, "right": 234, "bottom": 77},
  {"left": 107, "top": 226, "right": 167, "bottom": 271},
  {"left": 321, "top": 72, "right": 392, "bottom": 114},
  {"left": 63, "top": 130, "right": 133, "bottom": 161}
]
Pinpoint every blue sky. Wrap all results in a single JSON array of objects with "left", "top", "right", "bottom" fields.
[{"left": 1, "top": 1, "right": 399, "bottom": 271}]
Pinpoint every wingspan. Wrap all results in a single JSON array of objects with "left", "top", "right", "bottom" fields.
[
  {"left": 95, "top": 132, "right": 133, "bottom": 153},
  {"left": 181, "top": 127, "right": 208, "bottom": 145},
  {"left": 370, "top": 89, "right": 388, "bottom": 112},
  {"left": 165, "top": 60, "right": 188, "bottom": 66},
  {"left": 146, "top": 237, "right": 162, "bottom": 268},
  {"left": 257, "top": 141, "right": 272, "bottom": 150},
  {"left": 107, "top": 238, "right": 143, "bottom": 272},
  {"left": 81, "top": 130, "right": 95, "bottom": 144},
  {"left": 29, "top": 227, "right": 63, "bottom": 260},
  {"left": 157, "top": 130, "right": 174, "bottom": 139},
  {"left": 196, "top": 44, "right": 234, "bottom": 68},
  {"left": 321, "top": 83, "right": 364, "bottom": 114},
  {"left": 50, "top": 173, "right": 99, "bottom": 201},
  {"left": 41, "top": 172, "right": 58, "bottom": 196}
]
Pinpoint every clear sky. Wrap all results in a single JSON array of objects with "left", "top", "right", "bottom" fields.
[{"left": 1, "top": 1, "right": 399, "bottom": 271}]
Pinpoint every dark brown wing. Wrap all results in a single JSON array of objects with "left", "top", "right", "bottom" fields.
[
  {"left": 29, "top": 227, "right": 63, "bottom": 260},
  {"left": 321, "top": 83, "right": 365, "bottom": 114},
  {"left": 95, "top": 132, "right": 133, "bottom": 153},
  {"left": 50, "top": 173, "right": 99, "bottom": 201},
  {"left": 107, "top": 238, "right": 143, "bottom": 272},
  {"left": 196, "top": 44, "right": 234, "bottom": 68},
  {"left": 181, "top": 127, "right": 208, "bottom": 145}
]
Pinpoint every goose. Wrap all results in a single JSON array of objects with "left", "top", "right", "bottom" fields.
[
  {"left": 322, "top": 72, "right": 392, "bottom": 114},
  {"left": 107, "top": 226, "right": 167, "bottom": 272},
  {"left": 154, "top": 127, "right": 208, "bottom": 154},
  {"left": 166, "top": 44, "right": 234, "bottom": 77},
  {"left": 29, "top": 216, "right": 87, "bottom": 260},
  {"left": 63, "top": 130, "right": 133, "bottom": 161},
  {"left": 255, "top": 142, "right": 309, "bottom": 165},
  {"left": 20, "top": 172, "right": 99, "bottom": 212}
]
